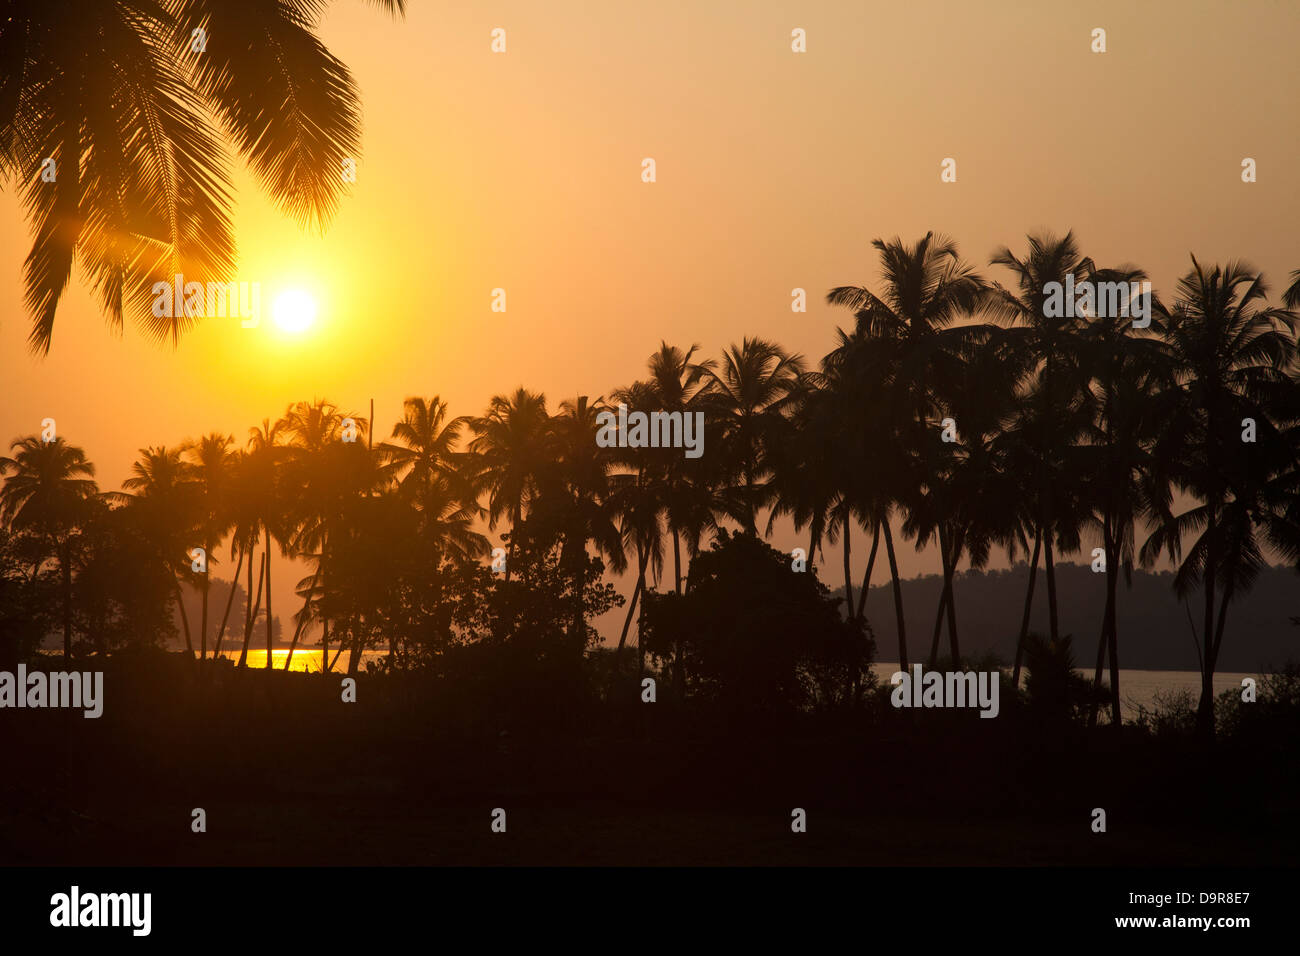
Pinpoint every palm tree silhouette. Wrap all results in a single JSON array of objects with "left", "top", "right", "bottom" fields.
[
  {"left": 694, "top": 337, "right": 805, "bottom": 537},
  {"left": 0, "top": 0, "right": 405, "bottom": 352},
  {"left": 245, "top": 418, "right": 287, "bottom": 669},
  {"left": 1140, "top": 257, "right": 1299, "bottom": 738},
  {"left": 987, "top": 232, "right": 1097, "bottom": 650},
  {"left": 120, "top": 445, "right": 198, "bottom": 658},
  {"left": 828, "top": 233, "right": 988, "bottom": 666},
  {"left": 468, "top": 389, "right": 554, "bottom": 585},
  {"left": 1075, "top": 270, "right": 1170, "bottom": 727},
  {"left": 186, "top": 432, "right": 237, "bottom": 663},
  {"left": 0, "top": 436, "right": 99, "bottom": 661}
]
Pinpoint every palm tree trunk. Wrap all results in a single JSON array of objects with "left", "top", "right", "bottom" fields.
[
  {"left": 672, "top": 526, "right": 682, "bottom": 594},
  {"left": 1044, "top": 529, "right": 1060, "bottom": 642},
  {"left": 283, "top": 563, "right": 323, "bottom": 671},
  {"left": 855, "top": 520, "right": 881, "bottom": 621},
  {"left": 212, "top": 546, "right": 246, "bottom": 661},
  {"left": 264, "top": 524, "right": 274, "bottom": 669},
  {"left": 938, "top": 524, "right": 960, "bottom": 664},
  {"left": 199, "top": 539, "right": 210, "bottom": 664},
  {"left": 173, "top": 579, "right": 194, "bottom": 657},
  {"left": 882, "top": 520, "right": 908, "bottom": 672},
  {"left": 238, "top": 545, "right": 262, "bottom": 667},
  {"left": 841, "top": 510, "right": 854, "bottom": 619},
  {"left": 60, "top": 541, "right": 73, "bottom": 662},
  {"left": 927, "top": 578, "right": 946, "bottom": 669},
  {"left": 1197, "top": 508, "right": 1218, "bottom": 740},
  {"left": 1105, "top": 527, "right": 1121, "bottom": 727},
  {"left": 1011, "top": 529, "right": 1041, "bottom": 689},
  {"left": 1088, "top": 605, "right": 1108, "bottom": 730},
  {"left": 618, "top": 546, "right": 648, "bottom": 652}
]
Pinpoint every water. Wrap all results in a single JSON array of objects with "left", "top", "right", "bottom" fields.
[
  {"left": 210, "top": 648, "right": 374, "bottom": 673},
  {"left": 213, "top": 650, "right": 1251, "bottom": 712},
  {"left": 872, "top": 663, "right": 1257, "bottom": 712}
]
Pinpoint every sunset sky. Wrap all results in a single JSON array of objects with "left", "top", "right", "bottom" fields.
[{"left": 3, "top": 0, "right": 1298, "bottom": 636}]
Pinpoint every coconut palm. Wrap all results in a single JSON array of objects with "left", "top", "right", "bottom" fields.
[
  {"left": 468, "top": 388, "right": 554, "bottom": 584},
  {"left": 280, "top": 400, "right": 367, "bottom": 672},
  {"left": 986, "top": 232, "right": 1098, "bottom": 647},
  {"left": 0, "top": 436, "right": 99, "bottom": 660},
  {"left": 607, "top": 381, "right": 670, "bottom": 655},
  {"left": 646, "top": 343, "right": 712, "bottom": 590},
  {"left": 0, "top": 0, "right": 405, "bottom": 352},
  {"left": 119, "top": 444, "right": 198, "bottom": 657},
  {"left": 549, "top": 396, "right": 628, "bottom": 647},
  {"left": 694, "top": 337, "right": 805, "bottom": 537},
  {"left": 1140, "top": 257, "right": 1299, "bottom": 738},
  {"left": 1075, "top": 271, "right": 1171, "bottom": 726},
  {"left": 244, "top": 417, "right": 288, "bottom": 669},
  {"left": 827, "top": 232, "right": 989, "bottom": 665},
  {"left": 185, "top": 432, "right": 236, "bottom": 662}
]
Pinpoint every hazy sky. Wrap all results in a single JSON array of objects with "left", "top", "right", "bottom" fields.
[{"left": 3, "top": 1, "right": 1298, "bottom": 639}]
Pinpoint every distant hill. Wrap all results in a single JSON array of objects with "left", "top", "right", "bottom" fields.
[
  {"left": 172, "top": 579, "right": 284, "bottom": 649},
  {"left": 858, "top": 562, "right": 1300, "bottom": 672}
]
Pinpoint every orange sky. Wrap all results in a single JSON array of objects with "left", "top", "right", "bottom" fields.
[{"left": 3, "top": 0, "right": 1299, "bottom": 639}]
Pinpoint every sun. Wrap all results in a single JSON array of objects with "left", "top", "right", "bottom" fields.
[{"left": 272, "top": 288, "right": 318, "bottom": 333}]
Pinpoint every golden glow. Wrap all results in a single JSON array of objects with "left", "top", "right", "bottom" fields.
[{"left": 272, "top": 288, "right": 318, "bottom": 334}]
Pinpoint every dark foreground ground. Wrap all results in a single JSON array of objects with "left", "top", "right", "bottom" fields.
[{"left": 4, "top": 652, "right": 1297, "bottom": 866}]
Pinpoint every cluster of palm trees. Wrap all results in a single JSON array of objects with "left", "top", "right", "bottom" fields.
[
  {"left": 3, "top": 230, "right": 1298, "bottom": 738},
  {"left": 785, "top": 232, "right": 1300, "bottom": 738}
]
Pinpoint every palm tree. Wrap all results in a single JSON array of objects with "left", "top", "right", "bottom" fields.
[
  {"left": 647, "top": 343, "right": 712, "bottom": 591},
  {"left": 380, "top": 397, "right": 474, "bottom": 503},
  {"left": 607, "top": 380, "right": 669, "bottom": 656},
  {"left": 0, "top": 436, "right": 98, "bottom": 660},
  {"left": 1140, "top": 257, "right": 1298, "bottom": 738},
  {"left": 1076, "top": 271, "right": 1171, "bottom": 726},
  {"left": 468, "top": 389, "right": 554, "bottom": 584},
  {"left": 280, "top": 400, "right": 363, "bottom": 672},
  {"left": 0, "top": 0, "right": 405, "bottom": 352},
  {"left": 827, "top": 232, "right": 988, "bottom": 665},
  {"left": 986, "top": 232, "right": 1097, "bottom": 649},
  {"left": 186, "top": 432, "right": 237, "bottom": 663},
  {"left": 120, "top": 445, "right": 198, "bottom": 657},
  {"left": 549, "top": 396, "right": 628, "bottom": 649},
  {"left": 245, "top": 418, "right": 287, "bottom": 669},
  {"left": 769, "top": 366, "right": 862, "bottom": 619},
  {"left": 694, "top": 337, "right": 805, "bottom": 537}
]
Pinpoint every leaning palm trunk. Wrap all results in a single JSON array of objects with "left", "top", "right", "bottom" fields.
[
  {"left": 1196, "top": 507, "right": 1220, "bottom": 739},
  {"left": 841, "top": 510, "right": 854, "bottom": 619},
  {"left": 238, "top": 550, "right": 265, "bottom": 668},
  {"left": 283, "top": 563, "right": 323, "bottom": 671},
  {"left": 938, "top": 525, "right": 960, "bottom": 664},
  {"left": 1043, "top": 530, "right": 1060, "bottom": 641},
  {"left": 882, "top": 520, "right": 908, "bottom": 671},
  {"left": 1010, "top": 530, "right": 1041, "bottom": 689},
  {"left": 172, "top": 579, "right": 194, "bottom": 657},
  {"left": 1088, "top": 610, "right": 1108, "bottom": 729},
  {"left": 60, "top": 541, "right": 74, "bottom": 662},
  {"left": 264, "top": 524, "right": 274, "bottom": 670},
  {"left": 927, "top": 581, "right": 947, "bottom": 669},
  {"left": 618, "top": 546, "right": 648, "bottom": 651},
  {"left": 199, "top": 542, "right": 210, "bottom": 663},
  {"left": 212, "top": 546, "right": 246, "bottom": 661},
  {"left": 1104, "top": 525, "right": 1121, "bottom": 726},
  {"left": 854, "top": 521, "right": 881, "bottom": 621}
]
